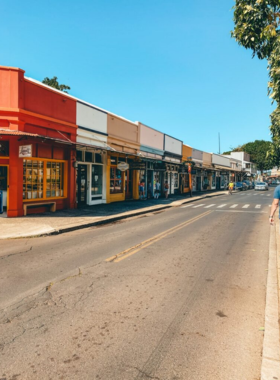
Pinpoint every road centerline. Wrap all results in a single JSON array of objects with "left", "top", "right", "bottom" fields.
[{"left": 105, "top": 210, "right": 213, "bottom": 263}]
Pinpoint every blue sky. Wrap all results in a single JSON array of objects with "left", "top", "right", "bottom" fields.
[{"left": 1, "top": 0, "right": 274, "bottom": 153}]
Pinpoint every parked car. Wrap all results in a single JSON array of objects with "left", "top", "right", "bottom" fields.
[
  {"left": 243, "top": 180, "right": 253, "bottom": 189},
  {"left": 235, "top": 182, "right": 248, "bottom": 191},
  {"left": 255, "top": 182, "right": 269, "bottom": 191}
]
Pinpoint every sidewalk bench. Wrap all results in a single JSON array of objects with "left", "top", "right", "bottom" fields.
[{"left": 23, "top": 202, "right": 56, "bottom": 216}]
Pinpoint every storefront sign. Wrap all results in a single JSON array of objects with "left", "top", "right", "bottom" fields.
[
  {"left": 130, "top": 162, "right": 146, "bottom": 170},
  {"left": 19, "top": 145, "right": 32, "bottom": 158},
  {"left": 117, "top": 162, "right": 129, "bottom": 171}
]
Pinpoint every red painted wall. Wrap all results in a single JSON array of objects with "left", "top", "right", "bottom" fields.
[
  {"left": 0, "top": 66, "right": 78, "bottom": 217},
  {"left": 23, "top": 80, "right": 76, "bottom": 124}
]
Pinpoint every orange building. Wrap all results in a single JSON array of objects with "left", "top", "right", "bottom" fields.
[
  {"left": 181, "top": 144, "right": 192, "bottom": 194},
  {"left": 0, "top": 66, "right": 77, "bottom": 217}
]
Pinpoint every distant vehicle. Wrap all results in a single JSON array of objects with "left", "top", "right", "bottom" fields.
[
  {"left": 243, "top": 180, "right": 253, "bottom": 189},
  {"left": 235, "top": 182, "right": 248, "bottom": 191},
  {"left": 255, "top": 182, "right": 269, "bottom": 191}
]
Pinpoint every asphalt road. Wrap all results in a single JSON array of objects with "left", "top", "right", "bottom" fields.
[{"left": 0, "top": 188, "right": 272, "bottom": 380}]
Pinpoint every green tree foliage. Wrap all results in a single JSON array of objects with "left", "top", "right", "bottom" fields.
[
  {"left": 231, "top": 0, "right": 280, "bottom": 163},
  {"left": 224, "top": 139, "right": 273, "bottom": 171},
  {"left": 42, "top": 76, "right": 71, "bottom": 93}
]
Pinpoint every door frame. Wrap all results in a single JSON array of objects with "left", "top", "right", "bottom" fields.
[
  {"left": 77, "top": 163, "right": 89, "bottom": 207},
  {"left": 0, "top": 164, "right": 9, "bottom": 212}
]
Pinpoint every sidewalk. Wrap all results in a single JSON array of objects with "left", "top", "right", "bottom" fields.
[
  {"left": 261, "top": 218, "right": 280, "bottom": 379},
  {"left": 0, "top": 190, "right": 228, "bottom": 239}
]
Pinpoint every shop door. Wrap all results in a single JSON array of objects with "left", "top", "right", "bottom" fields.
[
  {"left": 197, "top": 177, "right": 201, "bottom": 191},
  {"left": 216, "top": 177, "right": 221, "bottom": 190},
  {"left": 0, "top": 165, "right": 8, "bottom": 212},
  {"left": 77, "top": 165, "right": 88, "bottom": 207},
  {"left": 170, "top": 173, "right": 175, "bottom": 194},
  {"left": 125, "top": 169, "right": 133, "bottom": 199},
  {"left": 147, "top": 170, "right": 153, "bottom": 198}
]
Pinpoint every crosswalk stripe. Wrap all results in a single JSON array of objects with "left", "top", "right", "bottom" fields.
[
  {"left": 181, "top": 204, "right": 194, "bottom": 208},
  {"left": 255, "top": 205, "right": 261, "bottom": 209},
  {"left": 230, "top": 204, "right": 238, "bottom": 208},
  {"left": 217, "top": 204, "right": 227, "bottom": 208},
  {"left": 193, "top": 204, "right": 205, "bottom": 208},
  {"left": 267, "top": 194, "right": 270, "bottom": 197},
  {"left": 204, "top": 204, "right": 215, "bottom": 208},
  {"left": 242, "top": 204, "right": 250, "bottom": 208}
]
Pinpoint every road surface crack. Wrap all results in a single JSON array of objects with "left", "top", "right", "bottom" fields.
[
  {"left": 0, "top": 246, "right": 33, "bottom": 260},
  {"left": 134, "top": 367, "right": 160, "bottom": 379}
]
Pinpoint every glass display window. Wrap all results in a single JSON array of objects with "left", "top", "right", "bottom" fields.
[
  {"left": 110, "top": 167, "right": 123, "bottom": 193},
  {"left": 0, "top": 141, "right": 9, "bottom": 157},
  {"left": 85, "top": 152, "right": 93, "bottom": 162},
  {"left": 23, "top": 159, "right": 65, "bottom": 200},
  {"left": 91, "top": 165, "right": 103, "bottom": 196},
  {"left": 184, "top": 174, "right": 190, "bottom": 188},
  {"left": 173, "top": 173, "right": 179, "bottom": 188}
]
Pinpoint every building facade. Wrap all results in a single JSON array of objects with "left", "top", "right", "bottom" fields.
[{"left": 0, "top": 66, "right": 77, "bottom": 217}]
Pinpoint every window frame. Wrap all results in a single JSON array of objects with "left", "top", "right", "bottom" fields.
[{"left": 23, "top": 157, "right": 68, "bottom": 202}]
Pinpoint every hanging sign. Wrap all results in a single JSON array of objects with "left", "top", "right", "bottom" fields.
[
  {"left": 188, "top": 164, "right": 192, "bottom": 173},
  {"left": 19, "top": 145, "right": 32, "bottom": 158},
  {"left": 117, "top": 162, "right": 129, "bottom": 171}
]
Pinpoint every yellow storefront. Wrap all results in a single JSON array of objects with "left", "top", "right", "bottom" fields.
[{"left": 181, "top": 144, "right": 192, "bottom": 194}]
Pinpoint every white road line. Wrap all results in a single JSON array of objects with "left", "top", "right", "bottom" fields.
[
  {"left": 193, "top": 204, "right": 205, "bottom": 208},
  {"left": 217, "top": 204, "right": 227, "bottom": 208},
  {"left": 204, "top": 204, "right": 215, "bottom": 208},
  {"left": 181, "top": 204, "right": 194, "bottom": 208},
  {"left": 255, "top": 205, "right": 261, "bottom": 209},
  {"left": 230, "top": 204, "right": 238, "bottom": 208},
  {"left": 260, "top": 194, "right": 264, "bottom": 196},
  {"left": 242, "top": 204, "right": 250, "bottom": 208},
  {"left": 267, "top": 194, "right": 270, "bottom": 197}
]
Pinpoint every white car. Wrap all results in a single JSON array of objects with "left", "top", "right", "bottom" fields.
[{"left": 255, "top": 182, "right": 268, "bottom": 191}]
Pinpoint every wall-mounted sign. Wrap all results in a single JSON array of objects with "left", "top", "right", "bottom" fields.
[
  {"left": 130, "top": 162, "right": 146, "bottom": 170},
  {"left": 19, "top": 145, "right": 32, "bottom": 158},
  {"left": 117, "top": 162, "right": 129, "bottom": 171}
]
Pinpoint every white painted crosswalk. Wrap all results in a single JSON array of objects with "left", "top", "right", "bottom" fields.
[{"left": 180, "top": 203, "right": 269, "bottom": 211}]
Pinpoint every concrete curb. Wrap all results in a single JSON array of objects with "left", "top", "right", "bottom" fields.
[
  {"left": 261, "top": 219, "right": 280, "bottom": 380},
  {"left": 1, "top": 191, "right": 229, "bottom": 239},
  {"left": 49, "top": 191, "right": 228, "bottom": 237}
]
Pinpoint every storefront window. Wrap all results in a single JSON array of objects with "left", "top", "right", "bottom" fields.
[
  {"left": 85, "top": 152, "right": 93, "bottom": 162},
  {"left": 174, "top": 173, "right": 179, "bottom": 188},
  {"left": 23, "top": 160, "right": 44, "bottom": 200},
  {"left": 23, "top": 159, "right": 65, "bottom": 200},
  {"left": 212, "top": 173, "right": 216, "bottom": 187},
  {"left": 91, "top": 165, "right": 103, "bottom": 195},
  {"left": 76, "top": 150, "right": 83, "bottom": 161},
  {"left": 0, "top": 141, "right": 9, "bottom": 156},
  {"left": 46, "top": 162, "right": 64, "bottom": 197},
  {"left": 184, "top": 174, "right": 189, "bottom": 188},
  {"left": 0, "top": 166, "right": 7, "bottom": 190},
  {"left": 110, "top": 167, "right": 123, "bottom": 193}
]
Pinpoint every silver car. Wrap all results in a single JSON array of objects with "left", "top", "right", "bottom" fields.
[{"left": 255, "top": 182, "right": 268, "bottom": 191}]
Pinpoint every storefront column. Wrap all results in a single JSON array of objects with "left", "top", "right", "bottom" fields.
[
  {"left": 8, "top": 137, "right": 24, "bottom": 217},
  {"left": 68, "top": 149, "right": 76, "bottom": 209},
  {"left": 133, "top": 170, "right": 139, "bottom": 200}
]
